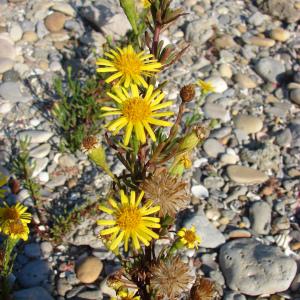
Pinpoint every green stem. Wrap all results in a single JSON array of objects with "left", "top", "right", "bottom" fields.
[{"left": 1, "top": 237, "right": 18, "bottom": 300}]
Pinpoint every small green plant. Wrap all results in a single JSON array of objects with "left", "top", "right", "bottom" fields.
[
  {"left": 50, "top": 200, "right": 99, "bottom": 244},
  {"left": 53, "top": 66, "right": 105, "bottom": 153},
  {"left": 12, "top": 138, "right": 40, "bottom": 202}
]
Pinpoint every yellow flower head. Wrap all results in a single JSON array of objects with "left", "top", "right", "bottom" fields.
[
  {"left": 98, "top": 190, "right": 161, "bottom": 251},
  {"left": 142, "top": 0, "right": 151, "bottom": 8},
  {"left": 101, "top": 84, "right": 173, "bottom": 146},
  {"left": 0, "top": 202, "right": 31, "bottom": 241},
  {"left": 111, "top": 290, "right": 141, "bottom": 300},
  {"left": 96, "top": 45, "right": 161, "bottom": 88},
  {"left": 196, "top": 80, "right": 215, "bottom": 94},
  {"left": 177, "top": 226, "right": 201, "bottom": 249}
]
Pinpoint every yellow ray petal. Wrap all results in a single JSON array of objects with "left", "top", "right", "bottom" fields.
[
  {"left": 107, "top": 91, "right": 123, "bottom": 104},
  {"left": 110, "top": 231, "right": 125, "bottom": 250},
  {"left": 100, "top": 226, "right": 120, "bottom": 235},
  {"left": 142, "top": 120, "right": 156, "bottom": 142},
  {"left": 98, "top": 205, "right": 113, "bottom": 214},
  {"left": 151, "top": 101, "right": 173, "bottom": 111},
  {"left": 144, "top": 85, "right": 154, "bottom": 101},
  {"left": 97, "top": 219, "right": 116, "bottom": 226},
  {"left": 96, "top": 67, "right": 118, "bottom": 72},
  {"left": 124, "top": 122, "right": 133, "bottom": 146},
  {"left": 147, "top": 117, "right": 172, "bottom": 127},
  {"left": 120, "top": 190, "right": 129, "bottom": 205},
  {"left": 136, "top": 191, "right": 144, "bottom": 207},
  {"left": 134, "top": 122, "right": 146, "bottom": 144},
  {"left": 106, "top": 72, "right": 123, "bottom": 83}
]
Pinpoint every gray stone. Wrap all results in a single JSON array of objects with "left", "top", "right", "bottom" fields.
[
  {"left": 57, "top": 278, "right": 72, "bottom": 296},
  {"left": 46, "top": 175, "right": 67, "bottom": 189},
  {"left": 14, "top": 287, "right": 53, "bottom": 300},
  {"left": 219, "top": 239, "right": 297, "bottom": 295},
  {"left": 9, "top": 22, "right": 23, "bottom": 42},
  {"left": 224, "top": 291, "right": 246, "bottom": 300},
  {"left": 289, "top": 122, "right": 300, "bottom": 147},
  {"left": 24, "top": 243, "right": 41, "bottom": 258},
  {"left": 234, "top": 115, "right": 263, "bottom": 134},
  {"left": 0, "top": 82, "right": 32, "bottom": 103},
  {"left": 51, "top": 2, "right": 75, "bottom": 17},
  {"left": 29, "top": 144, "right": 51, "bottom": 158},
  {"left": 0, "top": 37, "right": 16, "bottom": 60},
  {"left": 77, "top": 290, "right": 102, "bottom": 299},
  {"left": 206, "top": 76, "right": 228, "bottom": 93},
  {"left": 203, "top": 102, "right": 230, "bottom": 121},
  {"left": 17, "top": 130, "right": 53, "bottom": 144},
  {"left": 40, "top": 241, "right": 53, "bottom": 258},
  {"left": 17, "top": 260, "right": 50, "bottom": 288},
  {"left": 290, "top": 89, "right": 300, "bottom": 105},
  {"left": 249, "top": 201, "right": 272, "bottom": 234},
  {"left": 259, "top": 0, "right": 300, "bottom": 23},
  {"left": 227, "top": 165, "right": 268, "bottom": 185},
  {"left": 203, "top": 138, "right": 225, "bottom": 158},
  {"left": 101, "top": 13, "right": 131, "bottom": 37},
  {"left": 58, "top": 154, "right": 76, "bottom": 168},
  {"left": 275, "top": 128, "right": 292, "bottom": 147},
  {"left": 294, "top": 72, "right": 300, "bottom": 83},
  {"left": 255, "top": 58, "right": 285, "bottom": 83},
  {"left": 0, "top": 58, "right": 14, "bottom": 73},
  {"left": 183, "top": 209, "right": 225, "bottom": 248},
  {"left": 2, "top": 69, "right": 20, "bottom": 82},
  {"left": 32, "top": 158, "right": 49, "bottom": 178}
]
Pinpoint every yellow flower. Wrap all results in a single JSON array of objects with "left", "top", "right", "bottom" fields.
[
  {"left": 177, "top": 226, "right": 201, "bottom": 249},
  {"left": 98, "top": 190, "right": 161, "bottom": 251},
  {"left": 96, "top": 45, "right": 162, "bottom": 88},
  {"left": 101, "top": 84, "right": 173, "bottom": 146},
  {"left": 196, "top": 79, "right": 215, "bottom": 94},
  {"left": 0, "top": 203, "right": 31, "bottom": 241},
  {"left": 142, "top": 0, "right": 151, "bottom": 8},
  {"left": 111, "top": 290, "right": 140, "bottom": 300}
]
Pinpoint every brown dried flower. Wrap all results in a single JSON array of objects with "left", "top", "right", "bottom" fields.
[
  {"left": 190, "top": 277, "right": 220, "bottom": 300},
  {"left": 140, "top": 168, "right": 189, "bottom": 217},
  {"left": 180, "top": 84, "right": 195, "bottom": 103},
  {"left": 150, "top": 256, "right": 194, "bottom": 299},
  {"left": 81, "top": 135, "right": 99, "bottom": 153}
]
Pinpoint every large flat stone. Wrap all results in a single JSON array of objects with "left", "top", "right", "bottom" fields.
[{"left": 227, "top": 165, "right": 268, "bottom": 184}]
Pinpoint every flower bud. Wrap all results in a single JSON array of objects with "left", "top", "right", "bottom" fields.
[
  {"left": 180, "top": 84, "right": 195, "bottom": 103},
  {"left": 119, "top": 0, "right": 138, "bottom": 34}
]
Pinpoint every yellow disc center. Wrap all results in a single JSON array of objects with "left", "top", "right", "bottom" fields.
[
  {"left": 116, "top": 53, "right": 142, "bottom": 76},
  {"left": 185, "top": 230, "right": 197, "bottom": 244},
  {"left": 117, "top": 206, "right": 142, "bottom": 230},
  {"left": 4, "top": 208, "right": 19, "bottom": 221},
  {"left": 122, "top": 97, "right": 151, "bottom": 123}
]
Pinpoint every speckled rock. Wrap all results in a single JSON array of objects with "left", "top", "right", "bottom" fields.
[{"left": 219, "top": 239, "right": 297, "bottom": 295}]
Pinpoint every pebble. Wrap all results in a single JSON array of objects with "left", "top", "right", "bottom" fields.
[
  {"left": 215, "top": 35, "right": 237, "bottom": 49},
  {"left": 290, "top": 89, "right": 300, "bottom": 105},
  {"left": 249, "top": 201, "right": 272, "bottom": 234},
  {"left": 17, "top": 130, "right": 53, "bottom": 144},
  {"left": 44, "top": 12, "right": 66, "bottom": 33},
  {"left": 0, "top": 57, "right": 14, "bottom": 73},
  {"left": 203, "top": 102, "right": 230, "bottom": 121},
  {"left": 58, "top": 154, "right": 76, "bottom": 168},
  {"left": 255, "top": 58, "right": 285, "bottom": 83},
  {"left": 0, "top": 81, "right": 32, "bottom": 103},
  {"left": 191, "top": 184, "right": 209, "bottom": 198},
  {"left": 51, "top": 2, "right": 75, "bottom": 17},
  {"left": 38, "top": 172, "right": 49, "bottom": 183},
  {"left": 270, "top": 28, "right": 290, "bottom": 42},
  {"left": 17, "top": 260, "right": 50, "bottom": 288},
  {"left": 77, "top": 290, "right": 102, "bottom": 300},
  {"left": 183, "top": 209, "right": 225, "bottom": 248},
  {"left": 224, "top": 291, "right": 246, "bottom": 300},
  {"left": 40, "top": 241, "right": 53, "bottom": 258},
  {"left": 24, "top": 243, "right": 41, "bottom": 258},
  {"left": 234, "top": 115, "right": 263, "bottom": 134},
  {"left": 14, "top": 287, "right": 54, "bottom": 300},
  {"left": 275, "top": 128, "right": 292, "bottom": 147},
  {"left": 9, "top": 22, "right": 23, "bottom": 42},
  {"left": 219, "top": 63, "right": 232, "bottom": 78},
  {"left": 76, "top": 256, "right": 103, "bottom": 284},
  {"left": 234, "top": 73, "right": 257, "bottom": 89},
  {"left": 203, "top": 138, "right": 225, "bottom": 158},
  {"left": 22, "top": 31, "right": 38, "bottom": 42},
  {"left": 219, "top": 239, "right": 297, "bottom": 295},
  {"left": 46, "top": 175, "right": 67, "bottom": 189},
  {"left": 206, "top": 76, "right": 228, "bottom": 93},
  {"left": 247, "top": 36, "right": 275, "bottom": 47},
  {"left": 32, "top": 158, "right": 49, "bottom": 178},
  {"left": 29, "top": 144, "right": 51, "bottom": 158},
  {"left": 0, "top": 37, "right": 16, "bottom": 60},
  {"left": 227, "top": 165, "right": 268, "bottom": 184}
]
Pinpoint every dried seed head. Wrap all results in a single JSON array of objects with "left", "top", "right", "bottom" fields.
[
  {"left": 190, "top": 277, "right": 220, "bottom": 300},
  {"left": 180, "top": 84, "right": 196, "bottom": 103},
  {"left": 81, "top": 135, "right": 99, "bottom": 153},
  {"left": 150, "top": 256, "right": 194, "bottom": 299},
  {"left": 140, "top": 168, "right": 189, "bottom": 217}
]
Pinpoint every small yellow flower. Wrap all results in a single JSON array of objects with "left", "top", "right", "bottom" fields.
[
  {"left": 177, "top": 226, "right": 201, "bottom": 249},
  {"left": 196, "top": 80, "right": 215, "bottom": 94},
  {"left": 0, "top": 202, "right": 31, "bottom": 241},
  {"left": 98, "top": 190, "right": 161, "bottom": 251},
  {"left": 96, "top": 45, "right": 161, "bottom": 88},
  {"left": 142, "top": 0, "right": 151, "bottom": 8},
  {"left": 111, "top": 290, "right": 140, "bottom": 300},
  {"left": 101, "top": 84, "right": 173, "bottom": 146}
]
